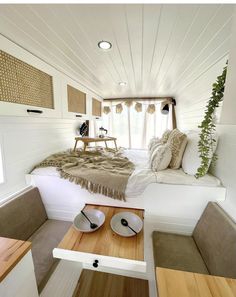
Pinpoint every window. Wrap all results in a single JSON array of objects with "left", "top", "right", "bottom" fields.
[{"left": 102, "top": 100, "right": 173, "bottom": 149}]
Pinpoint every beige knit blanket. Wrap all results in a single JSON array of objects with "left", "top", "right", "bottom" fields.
[{"left": 32, "top": 149, "right": 134, "bottom": 201}]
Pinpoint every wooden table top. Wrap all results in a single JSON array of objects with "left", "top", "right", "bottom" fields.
[
  {"left": 58, "top": 204, "right": 144, "bottom": 261},
  {"left": 74, "top": 136, "right": 116, "bottom": 142},
  {"left": 156, "top": 267, "right": 236, "bottom": 297},
  {"left": 0, "top": 237, "right": 31, "bottom": 282}
]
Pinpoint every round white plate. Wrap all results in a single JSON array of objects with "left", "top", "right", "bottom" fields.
[
  {"left": 110, "top": 212, "right": 143, "bottom": 237},
  {"left": 73, "top": 209, "right": 105, "bottom": 232}
]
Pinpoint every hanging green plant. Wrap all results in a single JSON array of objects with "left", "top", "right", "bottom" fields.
[{"left": 195, "top": 63, "right": 227, "bottom": 178}]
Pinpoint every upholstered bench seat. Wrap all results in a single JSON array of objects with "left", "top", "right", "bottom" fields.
[
  {"left": 153, "top": 232, "right": 209, "bottom": 274},
  {"left": 153, "top": 202, "right": 236, "bottom": 279},
  {"left": 28, "top": 219, "right": 71, "bottom": 288},
  {"left": 0, "top": 187, "right": 72, "bottom": 292}
]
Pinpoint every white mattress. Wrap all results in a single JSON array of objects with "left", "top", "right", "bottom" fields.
[{"left": 31, "top": 149, "right": 221, "bottom": 197}]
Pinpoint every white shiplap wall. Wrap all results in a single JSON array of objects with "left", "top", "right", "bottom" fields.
[
  {"left": 175, "top": 57, "right": 228, "bottom": 131},
  {"left": 211, "top": 9, "right": 236, "bottom": 221},
  {"left": 0, "top": 117, "right": 81, "bottom": 202},
  {"left": 211, "top": 124, "right": 236, "bottom": 221}
]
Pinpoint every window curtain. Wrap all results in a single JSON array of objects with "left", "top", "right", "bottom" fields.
[{"left": 102, "top": 100, "right": 173, "bottom": 149}]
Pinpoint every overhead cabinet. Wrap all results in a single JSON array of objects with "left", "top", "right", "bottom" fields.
[
  {"left": 0, "top": 35, "right": 103, "bottom": 120},
  {"left": 67, "top": 85, "right": 86, "bottom": 115},
  {"left": 92, "top": 98, "right": 102, "bottom": 117},
  {"left": 0, "top": 50, "right": 54, "bottom": 109},
  {"left": 61, "top": 77, "right": 89, "bottom": 120},
  {"left": 0, "top": 35, "right": 62, "bottom": 118}
]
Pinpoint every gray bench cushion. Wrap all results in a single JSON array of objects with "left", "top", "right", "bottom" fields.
[
  {"left": 153, "top": 231, "right": 209, "bottom": 274},
  {"left": 193, "top": 202, "right": 236, "bottom": 278},
  {"left": 0, "top": 187, "right": 47, "bottom": 240},
  {"left": 28, "top": 219, "right": 71, "bottom": 289}
]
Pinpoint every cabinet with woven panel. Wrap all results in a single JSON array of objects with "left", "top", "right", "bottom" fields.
[
  {"left": 61, "top": 76, "right": 90, "bottom": 120},
  {"left": 92, "top": 97, "right": 102, "bottom": 119},
  {"left": 0, "top": 35, "right": 62, "bottom": 118}
]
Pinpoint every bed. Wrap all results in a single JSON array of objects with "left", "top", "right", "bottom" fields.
[{"left": 26, "top": 149, "right": 226, "bottom": 234}]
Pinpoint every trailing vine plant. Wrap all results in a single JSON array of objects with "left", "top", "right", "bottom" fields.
[{"left": 195, "top": 63, "right": 227, "bottom": 178}]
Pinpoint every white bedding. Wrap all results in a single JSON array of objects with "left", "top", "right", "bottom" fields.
[{"left": 31, "top": 149, "right": 221, "bottom": 198}]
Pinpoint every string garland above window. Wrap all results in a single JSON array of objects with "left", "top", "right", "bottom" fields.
[
  {"left": 147, "top": 104, "right": 155, "bottom": 114},
  {"left": 116, "top": 103, "right": 123, "bottom": 114},
  {"left": 103, "top": 98, "right": 174, "bottom": 115},
  {"left": 135, "top": 102, "right": 142, "bottom": 112},
  {"left": 102, "top": 100, "right": 174, "bottom": 149},
  {"left": 103, "top": 106, "right": 111, "bottom": 114}
]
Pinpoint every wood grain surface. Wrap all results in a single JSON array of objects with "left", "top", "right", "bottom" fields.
[
  {"left": 156, "top": 267, "right": 236, "bottom": 297},
  {"left": 0, "top": 237, "right": 31, "bottom": 282},
  {"left": 74, "top": 136, "right": 117, "bottom": 142},
  {"left": 73, "top": 136, "right": 117, "bottom": 151},
  {"left": 58, "top": 204, "right": 144, "bottom": 261}
]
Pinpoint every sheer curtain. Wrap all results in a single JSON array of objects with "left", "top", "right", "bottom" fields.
[{"left": 102, "top": 100, "right": 173, "bottom": 149}]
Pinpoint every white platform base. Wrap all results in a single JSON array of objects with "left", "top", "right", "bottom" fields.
[{"left": 27, "top": 174, "right": 226, "bottom": 234}]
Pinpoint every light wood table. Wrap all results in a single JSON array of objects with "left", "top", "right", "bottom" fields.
[
  {"left": 156, "top": 267, "right": 236, "bottom": 297},
  {"left": 0, "top": 237, "right": 38, "bottom": 297},
  {"left": 0, "top": 237, "right": 31, "bottom": 282},
  {"left": 53, "top": 204, "right": 146, "bottom": 273},
  {"left": 73, "top": 137, "right": 118, "bottom": 152}
]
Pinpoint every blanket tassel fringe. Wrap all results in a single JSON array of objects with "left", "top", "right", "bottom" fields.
[{"left": 59, "top": 170, "right": 126, "bottom": 201}]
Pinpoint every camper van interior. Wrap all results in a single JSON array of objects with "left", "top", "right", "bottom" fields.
[{"left": 0, "top": 2, "right": 236, "bottom": 297}]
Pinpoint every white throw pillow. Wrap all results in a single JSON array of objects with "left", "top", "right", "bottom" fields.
[
  {"left": 150, "top": 143, "right": 172, "bottom": 172},
  {"left": 149, "top": 141, "right": 162, "bottom": 158},
  {"left": 182, "top": 132, "right": 218, "bottom": 176},
  {"left": 148, "top": 137, "right": 161, "bottom": 151}
]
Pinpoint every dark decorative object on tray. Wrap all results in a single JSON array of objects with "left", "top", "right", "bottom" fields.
[
  {"left": 99, "top": 126, "right": 108, "bottom": 138},
  {"left": 80, "top": 122, "right": 89, "bottom": 137}
]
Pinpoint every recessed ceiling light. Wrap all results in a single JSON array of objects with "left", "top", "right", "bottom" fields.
[
  {"left": 98, "top": 40, "right": 112, "bottom": 50},
  {"left": 118, "top": 82, "right": 127, "bottom": 86}
]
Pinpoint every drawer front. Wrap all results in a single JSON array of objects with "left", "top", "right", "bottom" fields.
[{"left": 53, "top": 248, "right": 146, "bottom": 273}]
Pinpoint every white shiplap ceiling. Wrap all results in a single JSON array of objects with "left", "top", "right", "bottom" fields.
[{"left": 0, "top": 4, "right": 234, "bottom": 99}]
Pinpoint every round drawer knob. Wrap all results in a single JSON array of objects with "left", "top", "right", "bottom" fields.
[{"left": 93, "top": 259, "right": 99, "bottom": 268}]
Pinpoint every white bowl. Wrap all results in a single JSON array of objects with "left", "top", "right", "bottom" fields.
[
  {"left": 110, "top": 212, "right": 143, "bottom": 237},
  {"left": 73, "top": 209, "right": 105, "bottom": 232}
]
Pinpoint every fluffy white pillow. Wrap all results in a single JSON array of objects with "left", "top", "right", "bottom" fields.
[
  {"left": 148, "top": 137, "right": 161, "bottom": 151},
  {"left": 148, "top": 130, "right": 171, "bottom": 158},
  {"left": 150, "top": 143, "right": 172, "bottom": 172},
  {"left": 149, "top": 141, "right": 162, "bottom": 158},
  {"left": 182, "top": 132, "right": 218, "bottom": 176}
]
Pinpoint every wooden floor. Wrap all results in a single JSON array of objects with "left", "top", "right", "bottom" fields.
[{"left": 73, "top": 270, "right": 149, "bottom": 297}]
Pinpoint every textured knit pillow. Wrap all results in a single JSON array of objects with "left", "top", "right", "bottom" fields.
[
  {"left": 161, "top": 130, "right": 171, "bottom": 144},
  {"left": 167, "top": 129, "right": 188, "bottom": 169},
  {"left": 150, "top": 143, "right": 172, "bottom": 172}
]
